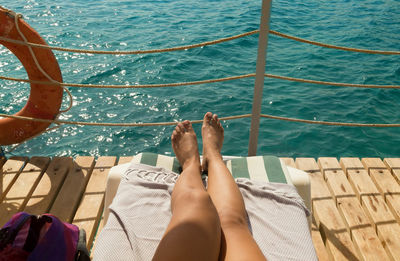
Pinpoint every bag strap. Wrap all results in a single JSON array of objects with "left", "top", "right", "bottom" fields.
[
  {"left": 28, "top": 214, "right": 72, "bottom": 261},
  {"left": 23, "top": 215, "right": 50, "bottom": 252},
  {"left": 75, "top": 229, "right": 90, "bottom": 261}
]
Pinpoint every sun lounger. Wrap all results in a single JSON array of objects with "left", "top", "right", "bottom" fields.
[
  {"left": 94, "top": 153, "right": 316, "bottom": 260},
  {"left": 103, "top": 153, "right": 311, "bottom": 227}
]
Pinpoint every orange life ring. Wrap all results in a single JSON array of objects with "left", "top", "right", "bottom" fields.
[{"left": 0, "top": 7, "right": 63, "bottom": 145}]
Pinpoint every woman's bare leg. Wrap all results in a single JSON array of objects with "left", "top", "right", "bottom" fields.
[
  {"left": 153, "top": 120, "right": 221, "bottom": 261},
  {"left": 202, "top": 112, "right": 266, "bottom": 261}
]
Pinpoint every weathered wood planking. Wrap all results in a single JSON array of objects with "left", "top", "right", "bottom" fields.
[
  {"left": 0, "top": 156, "right": 27, "bottom": 202},
  {"left": 311, "top": 217, "right": 330, "bottom": 261},
  {"left": 384, "top": 158, "right": 400, "bottom": 184},
  {"left": 340, "top": 158, "right": 394, "bottom": 230},
  {"left": 296, "top": 158, "right": 358, "bottom": 260},
  {"left": 362, "top": 158, "right": 400, "bottom": 224},
  {"left": 0, "top": 157, "right": 50, "bottom": 226},
  {"left": 341, "top": 158, "right": 400, "bottom": 260},
  {"left": 50, "top": 156, "right": 95, "bottom": 223},
  {"left": 318, "top": 157, "right": 388, "bottom": 260},
  {"left": 279, "top": 157, "right": 295, "bottom": 168},
  {"left": 23, "top": 157, "right": 71, "bottom": 215},
  {"left": 72, "top": 156, "right": 117, "bottom": 250}
]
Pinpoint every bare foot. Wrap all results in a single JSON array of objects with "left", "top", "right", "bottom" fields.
[
  {"left": 201, "top": 112, "right": 224, "bottom": 171},
  {"left": 171, "top": 120, "right": 200, "bottom": 170}
]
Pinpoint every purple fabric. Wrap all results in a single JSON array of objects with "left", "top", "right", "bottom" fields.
[{"left": 2, "top": 212, "right": 28, "bottom": 229}]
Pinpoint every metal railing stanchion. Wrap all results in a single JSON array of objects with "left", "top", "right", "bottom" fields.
[{"left": 248, "top": 0, "right": 272, "bottom": 156}]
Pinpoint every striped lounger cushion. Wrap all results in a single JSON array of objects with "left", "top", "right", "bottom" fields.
[{"left": 131, "top": 152, "right": 292, "bottom": 185}]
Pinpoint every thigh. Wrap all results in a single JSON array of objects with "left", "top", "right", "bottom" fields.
[{"left": 220, "top": 225, "right": 266, "bottom": 261}]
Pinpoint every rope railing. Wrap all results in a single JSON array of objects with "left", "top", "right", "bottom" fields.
[
  {"left": 1, "top": 112, "right": 400, "bottom": 128},
  {"left": 0, "top": 30, "right": 259, "bottom": 55},
  {"left": 1, "top": 28, "right": 399, "bottom": 55},
  {"left": 264, "top": 74, "right": 400, "bottom": 89},
  {"left": 0, "top": 113, "right": 252, "bottom": 126},
  {"left": 269, "top": 30, "right": 400, "bottom": 55},
  {"left": 2, "top": 73, "right": 400, "bottom": 89},
  {"left": 260, "top": 114, "right": 400, "bottom": 127},
  {"left": 0, "top": 74, "right": 256, "bottom": 88}
]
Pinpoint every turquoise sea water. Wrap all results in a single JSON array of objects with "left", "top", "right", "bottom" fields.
[{"left": 1, "top": 0, "right": 400, "bottom": 158}]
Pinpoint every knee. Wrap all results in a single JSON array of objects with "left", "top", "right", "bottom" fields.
[
  {"left": 217, "top": 208, "right": 248, "bottom": 229},
  {"left": 174, "top": 189, "right": 214, "bottom": 208},
  {"left": 172, "top": 189, "right": 220, "bottom": 229}
]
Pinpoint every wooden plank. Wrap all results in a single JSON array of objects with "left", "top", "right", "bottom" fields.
[
  {"left": 348, "top": 170, "right": 392, "bottom": 230},
  {"left": 340, "top": 158, "right": 380, "bottom": 201},
  {"left": 279, "top": 157, "right": 295, "bottom": 168},
  {"left": 0, "top": 157, "right": 50, "bottom": 226},
  {"left": 118, "top": 156, "right": 134, "bottom": 165},
  {"left": 341, "top": 158, "right": 393, "bottom": 226},
  {"left": 363, "top": 159, "right": 400, "bottom": 194},
  {"left": 50, "top": 156, "right": 95, "bottom": 223},
  {"left": 340, "top": 157, "right": 389, "bottom": 227},
  {"left": 296, "top": 158, "right": 358, "bottom": 260},
  {"left": 383, "top": 158, "right": 400, "bottom": 184},
  {"left": 23, "top": 157, "right": 71, "bottom": 215},
  {"left": 318, "top": 157, "right": 389, "bottom": 260},
  {"left": 377, "top": 224, "right": 400, "bottom": 261},
  {"left": 338, "top": 198, "right": 390, "bottom": 260},
  {"left": 0, "top": 156, "right": 28, "bottom": 202},
  {"left": 72, "top": 156, "right": 117, "bottom": 249},
  {"left": 318, "top": 158, "right": 354, "bottom": 204},
  {"left": 362, "top": 158, "right": 400, "bottom": 224},
  {"left": 311, "top": 217, "right": 330, "bottom": 261},
  {"left": 341, "top": 158, "right": 400, "bottom": 260},
  {"left": 295, "top": 158, "right": 332, "bottom": 209}
]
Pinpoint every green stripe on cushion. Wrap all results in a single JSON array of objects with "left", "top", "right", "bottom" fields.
[
  {"left": 230, "top": 158, "right": 250, "bottom": 179},
  {"left": 263, "top": 156, "right": 287, "bottom": 183},
  {"left": 140, "top": 153, "right": 158, "bottom": 166},
  {"left": 172, "top": 158, "right": 181, "bottom": 174}
]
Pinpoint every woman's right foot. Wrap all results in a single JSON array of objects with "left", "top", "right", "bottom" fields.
[
  {"left": 201, "top": 112, "right": 224, "bottom": 171},
  {"left": 171, "top": 120, "right": 200, "bottom": 170}
]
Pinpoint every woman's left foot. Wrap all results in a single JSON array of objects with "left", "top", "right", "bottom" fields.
[{"left": 201, "top": 112, "right": 224, "bottom": 171}]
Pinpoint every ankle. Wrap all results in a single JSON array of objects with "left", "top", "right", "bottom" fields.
[
  {"left": 206, "top": 152, "right": 223, "bottom": 163},
  {"left": 182, "top": 157, "right": 201, "bottom": 170}
]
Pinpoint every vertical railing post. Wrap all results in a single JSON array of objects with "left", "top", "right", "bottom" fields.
[{"left": 248, "top": 0, "right": 272, "bottom": 156}]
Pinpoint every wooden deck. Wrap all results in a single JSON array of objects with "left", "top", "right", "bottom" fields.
[{"left": 1, "top": 156, "right": 400, "bottom": 260}]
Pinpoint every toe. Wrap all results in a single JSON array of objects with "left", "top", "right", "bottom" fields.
[
  {"left": 210, "top": 114, "right": 218, "bottom": 126},
  {"left": 182, "top": 120, "right": 192, "bottom": 131},
  {"left": 171, "top": 130, "right": 178, "bottom": 142},
  {"left": 203, "top": 112, "right": 212, "bottom": 126},
  {"left": 177, "top": 122, "right": 185, "bottom": 132}
]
